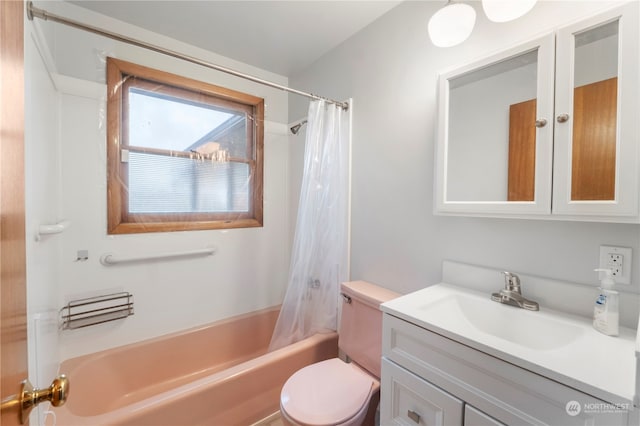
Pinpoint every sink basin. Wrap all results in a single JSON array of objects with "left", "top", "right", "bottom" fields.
[
  {"left": 381, "top": 280, "right": 637, "bottom": 406},
  {"left": 419, "top": 293, "right": 584, "bottom": 350}
]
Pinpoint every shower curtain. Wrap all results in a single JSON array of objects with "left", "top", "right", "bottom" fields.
[{"left": 269, "top": 99, "right": 349, "bottom": 351}]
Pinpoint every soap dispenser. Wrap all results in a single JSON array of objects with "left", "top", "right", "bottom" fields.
[{"left": 593, "top": 268, "right": 619, "bottom": 336}]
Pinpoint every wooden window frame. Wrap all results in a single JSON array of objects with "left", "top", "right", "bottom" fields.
[{"left": 106, "top": 58, "right": 264, "bottom": 234}]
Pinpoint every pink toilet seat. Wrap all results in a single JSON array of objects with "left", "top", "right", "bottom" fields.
[{"left": 280, "top": 358, "right": 375, "bottom": 426}]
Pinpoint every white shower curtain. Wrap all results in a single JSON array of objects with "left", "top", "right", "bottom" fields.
[{"left": 269, "top": 99, "right": 349, "bottom": 351}]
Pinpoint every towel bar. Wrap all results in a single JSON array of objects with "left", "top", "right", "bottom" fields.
[{"left": 99, "top": 247, "right": 216, "bottom": 266}]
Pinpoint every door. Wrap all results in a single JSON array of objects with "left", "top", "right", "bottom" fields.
[
  {"left": 508, "top": 98, "right": 537, "bottom": 201},
  {"left": 570, "top": 77, "right": 617, "bottom": 201},
  {"left": 553, "top": 2, "right": 639, "bottom": 217},
  {"left": 1, "top": 1, "right": 29, "bottom": 425}
]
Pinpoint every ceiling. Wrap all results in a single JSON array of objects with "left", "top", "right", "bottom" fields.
[{"left": 68, "top": 0, "right": 402, "bottom": 77}]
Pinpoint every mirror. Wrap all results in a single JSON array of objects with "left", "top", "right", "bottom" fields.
[
  {"left": 570, "top": 20, "right": 618, "bottom": 201},
  {"left": 446, "top": 50, "right": 538, "bottom": 202},
  {"left": 435, "top": 34, "right": 555, "bottom": 216},
  {"left": 437, "top": 3, "right": 638, "bottom": 220}
]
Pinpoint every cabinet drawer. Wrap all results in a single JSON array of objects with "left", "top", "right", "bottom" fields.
[
  {"left": 381, "top": 358, "right": 463, "bottom": 426},
  {"left": 383, "top": 314, "right": 628, "bottom": 426},
  {"left": 465, "top": 405, "right": 506, "bottom": 426}
]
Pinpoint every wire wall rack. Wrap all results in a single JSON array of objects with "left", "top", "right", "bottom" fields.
[{"left": 61, "top": 292, "right": 134, "bottom": 330}]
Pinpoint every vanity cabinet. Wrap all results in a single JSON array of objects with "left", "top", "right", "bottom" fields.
[
  {"left": 464, "top": 406, "right": 505, "bottom": 426},
  {"left": 381, "top": 358, "right": 464, "bottom": 425},
  {"left": 380, "top": 314, "right": 630, "bottom": 426},
  {"left": 434, "top": 2, "right": 639, "bottom": 222},
  {"left": 382, "top": 358, "right": 506, "bottom": 426}
]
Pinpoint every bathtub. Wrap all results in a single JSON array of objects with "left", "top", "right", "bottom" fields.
[{"left": 53, "top": 307, "right": 339, "bottom": 425}]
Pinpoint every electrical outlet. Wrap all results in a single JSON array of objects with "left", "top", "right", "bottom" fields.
[
  {"left": 599, "top": 245, "right": 632, "bottom": 285},
  {"left": 607, "top": 253, "right": 623, "bottom": 277},
  {"left": 607, "top": 254, "right": 622, "bottom": 277}
]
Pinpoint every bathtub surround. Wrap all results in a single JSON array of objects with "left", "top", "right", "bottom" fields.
[
  {"left": 288, "top": 0, "right": 640, "bottom": 297},
  {"left": 26, "top": 0, "right": 292, "bottom": 366},
  {"left": 270, "top": 100, "right": 350, "bottom": 351}
]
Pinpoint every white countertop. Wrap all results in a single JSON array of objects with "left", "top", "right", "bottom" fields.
[{"left": 381, "top": 283, "right": 638, "bottom": 405}]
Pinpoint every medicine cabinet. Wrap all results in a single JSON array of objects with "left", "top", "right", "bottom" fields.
[{"left": 434, "top": 3, "right": 639, "bottom": 222}]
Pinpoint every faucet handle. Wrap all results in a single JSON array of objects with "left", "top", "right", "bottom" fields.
[{"left": 501, "top": 271, "right": 521, "bottom": 292}]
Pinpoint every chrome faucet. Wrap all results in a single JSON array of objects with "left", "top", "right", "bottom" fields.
[{"left": 491, "top": 271, "right": 539, "bottom": 311}]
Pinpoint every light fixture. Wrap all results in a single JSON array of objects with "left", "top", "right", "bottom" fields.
[
  {"left": 482, "top": 0, "right": 537, "bottom": 23},
  {"left": 428, "top": 1, "right": 477, "bottom": 48}
]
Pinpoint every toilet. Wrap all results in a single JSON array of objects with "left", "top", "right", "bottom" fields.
[{"left": 280, "top": 281, "right": 399, "bottom": 426}]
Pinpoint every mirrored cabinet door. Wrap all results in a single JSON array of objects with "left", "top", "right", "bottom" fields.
[
  {"left": 435, "top": 34, "right": 555, "bottom": 216},
  {"left": 553, "top": 3, "right": 639, "bottom": 217}
]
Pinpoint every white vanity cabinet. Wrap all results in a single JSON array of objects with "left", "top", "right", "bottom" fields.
[
  {"left": 464, "top": 406, "right": 505, "bottom": 426},
  {"left": 380, "top": 314, "right": 630, "bottom": 426},
  {"left": 434, "top": 2, "right": 640, "bottom": 222},
  {"left": 381, "top": 358, "right": 506, "bottom": 426},
  {"left": 381, "top": 358, "right": 464, "bottom": 426}
]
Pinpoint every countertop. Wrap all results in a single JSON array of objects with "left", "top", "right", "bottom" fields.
[{"left": 381, "top": 283, "right": 638, "bottom": 406}]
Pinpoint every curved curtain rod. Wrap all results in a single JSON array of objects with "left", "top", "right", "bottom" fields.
[{"left": 26, "top": 2, "right": 349, "bottom": 110}]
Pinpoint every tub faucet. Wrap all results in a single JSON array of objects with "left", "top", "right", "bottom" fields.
[{"left": 491, "top": 271, "right": 539, "bottom": 311}]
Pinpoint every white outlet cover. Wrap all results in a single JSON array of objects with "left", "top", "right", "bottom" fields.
[{"left": 599, "top": 245, "right": 632, "bottom": 285}]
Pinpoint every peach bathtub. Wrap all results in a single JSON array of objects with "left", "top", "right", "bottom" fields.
[{"left": 54, "top": 307, "right": 338, "bottom": 426}]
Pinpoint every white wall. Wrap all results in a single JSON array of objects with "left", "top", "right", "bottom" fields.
[
  {"left": 27, "top": 1, "right": 292, "bottom": 361},
  {"left": 289, "top": 1, "right": 640, "bottom": 304},
  {"left": 575, "top": 33, "right": 618, "bottom": 87},
  {"left": 24, "top": 16, "right": 62, "bottom": 426}
]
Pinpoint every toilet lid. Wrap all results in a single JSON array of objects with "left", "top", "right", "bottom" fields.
[{"left": 281, "top": 358, "right": 374, "bottom": 426}]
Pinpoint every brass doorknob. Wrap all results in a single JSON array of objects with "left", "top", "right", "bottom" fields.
[{"left": 0, "top": 375, "right": 69, "bottom": 424}]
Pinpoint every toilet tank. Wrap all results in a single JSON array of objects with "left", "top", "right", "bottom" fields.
[{"left": 339, "top": 281, "right": 399, "bottom": 378}]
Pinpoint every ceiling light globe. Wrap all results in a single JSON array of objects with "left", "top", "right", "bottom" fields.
[
  {"left": 482, "top": 0, "right": 537, "bottom": 23},
  {"left": 428, "top": 3, "right": 477, "bottom": 48}
]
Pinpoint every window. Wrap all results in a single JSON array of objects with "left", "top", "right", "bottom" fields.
[{"left": 106, "top": 58, "right": 264, "bottom": 234}]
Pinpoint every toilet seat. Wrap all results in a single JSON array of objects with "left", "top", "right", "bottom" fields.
[{"left": 280, "top": 358, "right": 376, "bottom": 426}]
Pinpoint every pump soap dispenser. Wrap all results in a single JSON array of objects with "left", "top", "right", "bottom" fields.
[{"left": 593, "top": 268, "right": 619, "bottom": 336}]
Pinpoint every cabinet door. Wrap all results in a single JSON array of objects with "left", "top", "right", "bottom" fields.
[
  {"left": 434, "top": 33, "right": 555, "bottom": 217},
  {"left": 381, "top": 358, "right": 463, "bottom": 426},
  {"left": 553, "top": 2, "right": 639, "bottom": 218},
  {"left": 464, "top": 405, "right": 506, "bottom": 426}
]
